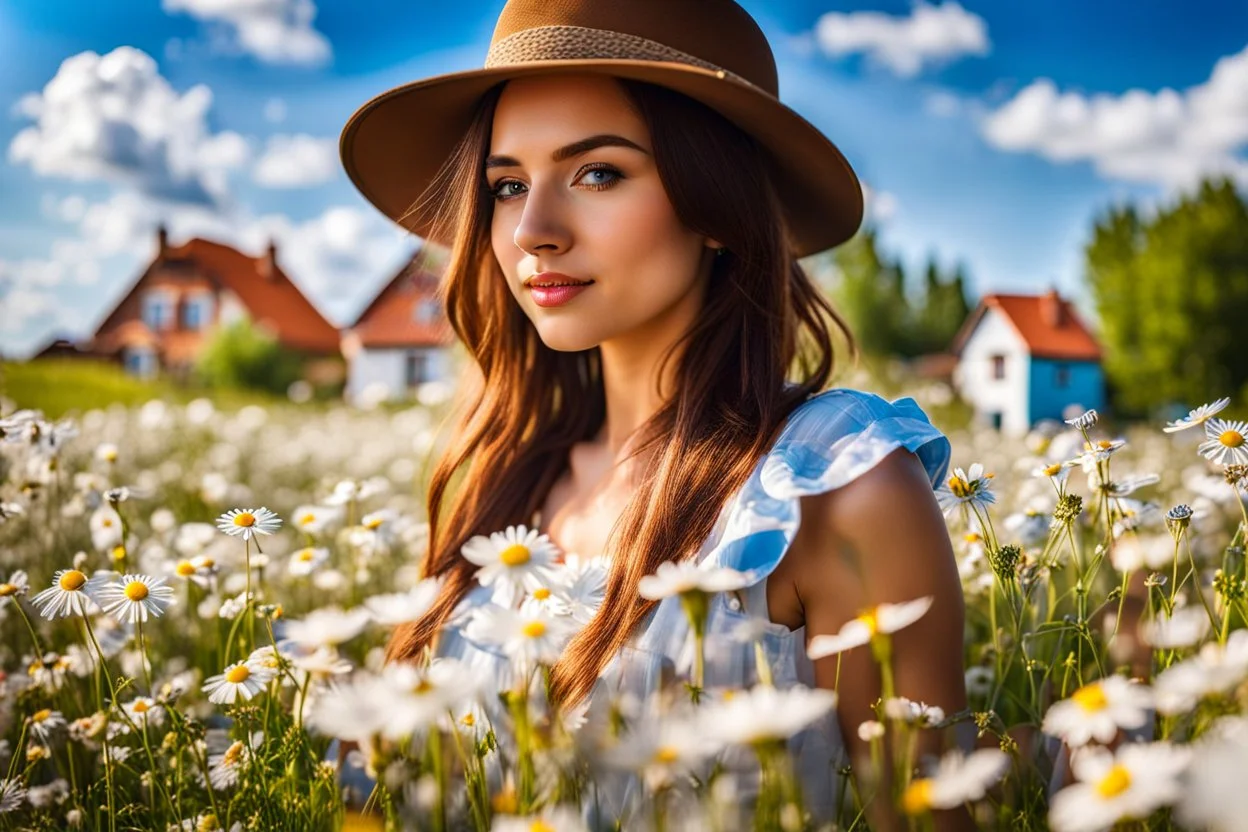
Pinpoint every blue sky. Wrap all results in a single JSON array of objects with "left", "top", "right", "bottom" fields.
[{"left": 2, "top": 0, "right": 1246, "bottom": 358}]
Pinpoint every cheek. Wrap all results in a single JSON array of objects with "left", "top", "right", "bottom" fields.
[{"left": 592, "top": 183, "right": 701, "bottom": 284}]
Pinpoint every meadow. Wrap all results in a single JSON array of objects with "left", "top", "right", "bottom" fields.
[{"left": 0, "top": 365, "right": 1245, "bottom": 831}]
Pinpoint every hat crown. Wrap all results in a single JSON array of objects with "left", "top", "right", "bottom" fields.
[{"left": 489, "top": 0, "right": 779, "bottom": 96}]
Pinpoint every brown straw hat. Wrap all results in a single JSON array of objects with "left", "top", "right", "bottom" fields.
[{"left": 340, "top": 0, "right": 864, "bottom": 258}]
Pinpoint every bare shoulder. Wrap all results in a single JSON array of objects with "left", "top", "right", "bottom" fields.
[{"left": 777, "top": 447, "right": 961, "bottom": 634}]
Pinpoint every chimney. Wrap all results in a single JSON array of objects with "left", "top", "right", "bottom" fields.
[
  {"left": 1041, "top": 287, "right": 1064, "bottom": 328},
  {"left": 259, "top": 239, "right": 278, "bottom": 280},
  {"left": 156, "top": 224, "right": 169, "bottom": 257}
]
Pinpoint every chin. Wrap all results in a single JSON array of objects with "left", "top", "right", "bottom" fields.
[{"left": 534, "top": 326, "right": 602, "bottom": 353}]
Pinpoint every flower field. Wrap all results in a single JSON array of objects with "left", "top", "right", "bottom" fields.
[{"left": 1, "top": 385, "right": 1247, "bottom": 831}]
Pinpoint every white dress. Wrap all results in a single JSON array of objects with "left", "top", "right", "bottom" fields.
[{"left": 432, "top": 387, "right": 953, "bottom": 827}]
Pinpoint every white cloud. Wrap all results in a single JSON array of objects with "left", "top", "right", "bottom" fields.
[
  {"left": 7, "top": 47, "right": 250, "bottom": 206},
  {"left": 862, "top": 184, "right": 899, "bottom": 224},
  {"left": 814, "top": 2, "right": 989, "bottom": 78},
  {"left": 162, "top": 0, "right": 331, "bottom": 66},
  {"left": 923, "top": 90, "right": 963, "bottom": 118},
  {"left": 252, "top": 134, "right": 338, "bottom": 188},
  {"left": 980, "top": 44, "right": 1248, "bottom": 189}
]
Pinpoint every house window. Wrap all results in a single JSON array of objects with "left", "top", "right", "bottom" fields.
[
  {"left": 990, "top": 354, "right": 1006, "bottom": 380},
  {"left": 988, "top": 411, "right": 1003, "bottom": 430},
  {"left": 123, "top": 346, "right": 157, "bottom": 379},
  {"left": 181, "top": 293, "right": 215, "bottom": 330},
  {"left": 141, "top": 292, "right": 174, "bottom": 331},
  {"left": 413, "top": 298, "right": 441, "bottom": 325},
  {"left": 1054, "top": 363, "right": 1070, "bottom": 388},
  {"left": 405, "top": 351, "right": 430, "bottom": 388}
]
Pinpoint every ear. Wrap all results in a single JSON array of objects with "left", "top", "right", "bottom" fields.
[{"left": 704, "top": 237, "right": 725, "bottom": 252}]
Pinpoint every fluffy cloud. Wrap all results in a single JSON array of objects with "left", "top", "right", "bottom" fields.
[
  {"left": 814, "top": 1, "right": 989, "bottom": 78},
  {"left": 162, "top": 0, "right": 331, "bottom": 66},
  {"left": 980, "top": 44, "right": 1248, "bottom": 188},
  {"left": 7, "top": 47, "right": 249, "bottom": 206},
  {"left": 252, "top": 134, "right": 339, "bottom": 188},
  {"left": 862, "top": 184, "right": 899, "bottom": 223}
]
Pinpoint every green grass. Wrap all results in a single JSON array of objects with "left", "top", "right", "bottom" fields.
[{"left": 0, "top": 358, "right": 296, "bottom": 419}]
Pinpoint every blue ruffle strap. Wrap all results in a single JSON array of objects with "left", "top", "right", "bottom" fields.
[{"left": 706, "top": 388, "right": 952, "bottom": 584}]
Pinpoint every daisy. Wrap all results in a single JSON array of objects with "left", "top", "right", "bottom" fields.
[
  {"left": 202, "top": 660, "right": 276, "bottom": 705},
  {"left": 883, "top": 697, "right": 945, "bottom": 726},
  {"left": 92, "top": 574, "right": 176, "bottom": 623},
  {"left": 807, "top": 597, "right": 934, "bottom": 659},
  {"left": 600, "top": 713, "right": 721, "bottom": 790},
  {"left": 490, "top": 807, "right": 588, "bottom": 832},
  {"left": 208, "top": 739, "right": 252, "bottom": 791},
  {"left": 901, "top": 748, "right": 1010, "bottom": 814},
  {"left": 121, "top": 697, "right": 164, "bottom": 731},
  {"left": 1048, "top": 742, "right": 1190, "bottom": 832},
  {"left": 215, "top": 507, "right": 282, "bottom": 541},
  {"left": 89, "top": 506, "right": 123, "bottom": 553},
  {"left": 1176, "top": 716, "right": 1248, "bottom": 831},
  {"left": 0, "top": 778, "right": 26, "bottom": 813},
  {"left": 698, "top": 684, "right": 837, "bottom": 746},
  {"left": 1140, "top": 606, "right": 1210, "bottom": 649},
  {"left": 1064, "top": 410, "right": 1099, "bottom": 430},
  {"left": 362, "top": 579, "right": 443, "bottom": 627},
  {"left": 935, "top": 464, "right": 996, "bottom": 516},
  {"left": 0, "top": 571, "right": 29, "bottom": 608},
  {"left": 287, "top": 547, "right": 330, "bottom": 577},
  {"left": 1074, "top": 439, "right": 1128, "bottom": 471},
  {"left": 1199, "top": 418, "right": 1248, "bottom": 466},
  {"left": 380, "top": 659, "right": 484, "bottom": 741},
  {"left": 0, "top": 502, "right": 24, "bottom": 524},
  {"left": 1163, "top": 397, "right": 1231, "bottom": 432},
  {"left": 461, "top": 525, "right": 561, "bottom": 605},
  {"left": 1041, "top": 676, "right": 1152, "bottom": 747},
  {"left": 30, "top": 569, "right": 104, "bottom": 619},
  {"left": 281, "top": 607, "right": 370, "bottom": 650},
  {"left": 553, "top": 554, "right": 609, "bottom": 625},
  {"left": 463, "top": 603, "right": 578, "bottom": 669},
  {"left": 172, "top": 558, "right": 216, "bottom": 590},
  {"left": 26, "top": 708, "right": 66, "bottom": 743},
  {"left": 1152, "top": 629, "right": 1248, "bottom": 714},
  {"left": 637, "top": 561, "right": 750, "bottom": 601},
  {"left": 290, "top": 504, "right": 340, "bottom": 536}
]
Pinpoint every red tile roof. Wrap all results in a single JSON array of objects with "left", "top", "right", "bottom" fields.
[
  {"left": 349, "top": 252, "right": 454, "bottom": 349},
  {"left": 951, "top": 290, "right": 1102, "bottom": 362}
]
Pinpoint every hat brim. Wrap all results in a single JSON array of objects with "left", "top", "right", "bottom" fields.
[{"left": 340, "top": 59, "right": 863, "bottom": 258}]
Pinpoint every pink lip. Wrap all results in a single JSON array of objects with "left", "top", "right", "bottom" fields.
[{"left": 529, "top": 283, "right": 592, "bottom": 307}]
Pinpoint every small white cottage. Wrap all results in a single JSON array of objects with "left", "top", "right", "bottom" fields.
[
  {"left": 950, "top": 289, "right": 1105, "bottom": 434},
  {"left": 340, "top": 250, "right": 457, "bottom": 406}
]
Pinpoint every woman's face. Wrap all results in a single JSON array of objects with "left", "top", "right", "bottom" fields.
[{"left": 487, "top": 74, "right": 720, "bottom": 353}]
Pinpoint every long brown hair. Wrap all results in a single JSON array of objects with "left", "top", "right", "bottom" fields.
[{"left": 385, "top": 77, "right": 857, "bottom": 708}]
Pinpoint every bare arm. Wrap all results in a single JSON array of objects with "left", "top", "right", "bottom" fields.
[{"left": 793, "top": 448, "right": 973, "bottom": 831}]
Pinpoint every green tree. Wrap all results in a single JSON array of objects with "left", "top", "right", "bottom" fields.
[
  {"left": 1085, "top": 178, "right": 1248, "bottom": 416},
  {"left": 913, "top": 256, "right": 972, "bottom": 355},
  {"left": 195, "top": 318, "right": 305, "bottom": 394},
  {"left": 824, "top": 226, "right": 912, "bottom": 355}
]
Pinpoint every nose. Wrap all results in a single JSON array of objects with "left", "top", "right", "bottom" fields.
[{"left": 512, "top": 179, "right": 571, "bottom": 256}]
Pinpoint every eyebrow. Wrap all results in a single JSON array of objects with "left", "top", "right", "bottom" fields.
[{"left": 485, "top": 134, "right": 649, "bottom": 170}]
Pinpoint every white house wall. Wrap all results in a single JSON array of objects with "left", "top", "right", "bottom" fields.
[
  {"left": 346, "top": 347, "right": 454, "bottom": 405},
  {"left": 954, "top": 308, "right": 1031, "bottom": 434}
]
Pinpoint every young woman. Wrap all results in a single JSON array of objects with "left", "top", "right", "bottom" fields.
[{"left": 339, "top": 0, "right": 969, "bottom": 827}]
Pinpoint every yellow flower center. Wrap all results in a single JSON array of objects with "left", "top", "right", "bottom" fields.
[
  {"left": 196, "top": 557, "right": 215, "bottom": 569},
  {"left": 133, "top": 700, "right": 150, "bottom": 713},
  {"left": 964, "top": 533, "right": 982, "bottom": 543},
  {"left": 101, "top": 518, "right": 113, "bottom": 528},
  {"left": 225, "top": 665, "right": 251, "bottom": 684},
  {"left": 533, "top": 587, "right": 551, "bottom": 601},
  {"left": 27, "top": 660, "right": 43, "bottom": 676},
  {"left": 297, "top": 549, "right": 316, "bottom": 562},
  {"left": 58, "top": 570, "right": 87, "bottom": 591},
  {"left": 411, "top": 679, "right": 434, "bottom": 695},
  {"left": 299, "top": 513, "right": 317, "bottom": 526},
  {"left": 176, "top": 561, "right": 197, "bottom": 577},
  {"left": 124, "top": 581, "right": 149, "bottom": 601},
  {"left": 461, "top": 713, "right": 475, "bottom": 727},
  {"left": 499, "top": 544, "right": 531, "bottom": 567},
  {"left": 1071, "top": 683, "right": 1108, "bottom": 712},
  {"left": 1220, "top": 430, "right": 1244, "bottom": 448},
  {"left": 901, "top": 778, "right": 934, "bottom": 815},
  {"left": 232, "top": 512, "right": 256, "bottom": 528},
  {"left": 223, "top": 741, "right": 244, "bottom": 766},
  {"left": 856, "top": 610, "right": 880, "bottom": 637},
  {"left": 948, "top": 476, "right": 971, "bottom": 498},
  {"left": 522, "top": 620, "right": 547, "bottom": 639},
  {"left": 654, "top": 746, "right": 680, "bottom": 764},
  {"left": 0, "top": 583, "right": 17, "bottom": 597},
  {"left": 1044, "top": 463, "right": 1063, "bottom": 477},
  {"left": 32, "top": 708, "right": 51, "bottom": 723},
  {"left": 364, "top": 517, "right": 383, "bottom": 530},
  {"left": 529, "top": 822, "right": 555, "bottom": 832},
  {"left": 112, "top": 545, "right": 126, "bottom": 562},
  {"left": 197, "top": 815, "right": 219, "bottom": 832},
  {"left": 1096, "top": 764, "right": 1132, "bottom": 798},
  {"left": 1097, "top": 440, "right": 1113, "bottom": 450}
]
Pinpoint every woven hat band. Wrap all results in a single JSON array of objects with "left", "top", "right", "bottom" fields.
[{"left": 484, "top": 25, "right": 755, "bottom": 90}]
